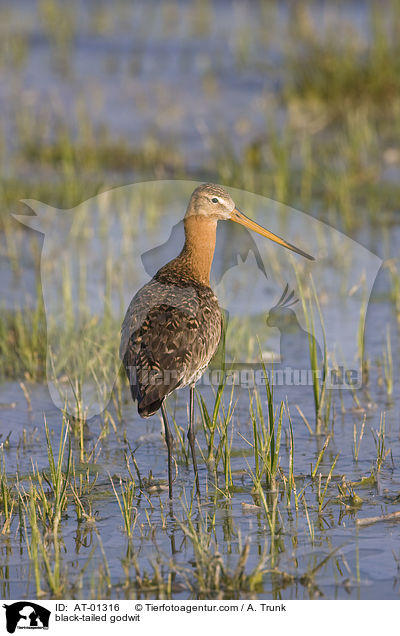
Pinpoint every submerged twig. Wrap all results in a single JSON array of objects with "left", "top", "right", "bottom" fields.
[{"left": 356, "top": 511, "right": 400, "bottom": 527}]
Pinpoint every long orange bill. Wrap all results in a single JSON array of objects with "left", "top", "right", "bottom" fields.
[{"left": 231, "top": 208, "right": 315, "bottom": 261}]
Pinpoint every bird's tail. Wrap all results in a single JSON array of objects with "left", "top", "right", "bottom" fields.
[
  {"left": 127, "top": 367, "right": 166, "bottom": 417},
  {"left": 138, "top": 397, "right": 165, "bottom": 418}
]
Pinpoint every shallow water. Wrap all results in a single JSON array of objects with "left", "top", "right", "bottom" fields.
[{"left": 1, "top": 315, "right": 400, "bottom": 601}]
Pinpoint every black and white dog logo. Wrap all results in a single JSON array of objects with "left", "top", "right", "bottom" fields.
[{"left": 3, "top": 602, "right": 50, "bottom": 633}]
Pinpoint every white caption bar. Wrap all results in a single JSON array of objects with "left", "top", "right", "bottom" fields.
[{"left": 0, "top": 599, "right": 396, "bottom": 635}]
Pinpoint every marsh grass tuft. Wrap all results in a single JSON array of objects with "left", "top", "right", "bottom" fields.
[
  {"left": 382, "top": 325, "right": 393, "bottom": 397},
  {"left": 109, "top": 474, "right": 138, "bottom": 537},
  {"left": 372, "top": 412, "right": 390, "bottom": 472},
  {"left": 0, "top": 451, "right": 15, "bottom": 534},
  {"left": 316, "top": 453, "right": 339, "bottom": 512},
  {"left": 296, "top": 274, "right": 331, "bottom": 433},
  {"left": 246, "top": 369, "right": 283, "bottom": 492},
  {"left": 353, "top": 415, "right": 366, "bottom": 462},
  {"left": 177, "top": 502, "right": 268, "bottom": 596}
]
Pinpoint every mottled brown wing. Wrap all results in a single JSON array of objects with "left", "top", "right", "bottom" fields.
[{"left": 120, "top": 277, "right": 222, "bottom": 417}]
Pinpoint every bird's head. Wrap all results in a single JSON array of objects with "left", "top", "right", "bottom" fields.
[
  {"left": 186, "top": 183, "right": 315, "bottom": 261},
  {"left": 185, "top": 183, "right": 235, "bottom": 220}
]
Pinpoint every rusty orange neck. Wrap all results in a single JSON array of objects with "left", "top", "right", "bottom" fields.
[{"left": 179, "top": 215, "right": 217, "bottom": 285}]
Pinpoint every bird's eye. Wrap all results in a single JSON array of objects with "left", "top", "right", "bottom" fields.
[{"left": 211, "top": 197, "right": 218, "bottom": 203}]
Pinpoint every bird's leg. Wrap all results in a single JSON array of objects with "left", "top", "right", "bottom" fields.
[
  {"left": 188, "top": 384, "right": 200, "bottom": 498},
  {"left": 161, "top": 403, "right": 174, "bottom": 500}
]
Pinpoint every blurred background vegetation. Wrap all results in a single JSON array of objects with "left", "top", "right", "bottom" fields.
[{"left": 1, "top": 0, "right": 400, "bottom": 236}]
